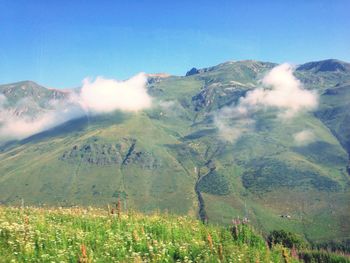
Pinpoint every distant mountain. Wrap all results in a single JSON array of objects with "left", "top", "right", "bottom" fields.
[
  {"left": 0, "top": 59, "right": 349, "bottom": 243},
  {"left": 0, "top": 80, "right": 69, "bottom": 118},
  {"left": 297, "top": 59, "right": 350, "bottom": 73}
]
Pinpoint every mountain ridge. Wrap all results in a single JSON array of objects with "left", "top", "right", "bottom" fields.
[
  {"left": 1, "top": 58, "right": 349, "bottom": 90},
  {"left": 296, "top": 59, "right": 350, "bottom": 73}
]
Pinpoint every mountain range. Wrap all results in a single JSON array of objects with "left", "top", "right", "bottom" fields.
[{"left": 0, "top": 59, "right": 349, "bottom": 244}]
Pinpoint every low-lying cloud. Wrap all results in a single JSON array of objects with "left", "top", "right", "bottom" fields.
[
  {"left": 0, "top": 94, "right": 6, "bottom": 107},
  {"left": 214, "top": 105, "right": 254, "bottom": 142},
  {"left": 293, "top": 130, "right": 316, "bottom": 146},
  {"left": 243, "top": 63, "right": 318, "bottom": 118},
  {"left": 0, "top": 103, "right": 84, "bottom": 140},
  {"left": 215, "top": 63, "right": 319, "bottom": 142},
  {"left": 78, "top": 73, "right": 151, "bottom": 113},
  {"left": 0, "top": 73, "right": 152, "bottom": 140}
]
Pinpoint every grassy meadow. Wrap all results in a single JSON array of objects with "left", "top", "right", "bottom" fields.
[{"left": 0, "top": 205, "right": 303, "bottom": 263}]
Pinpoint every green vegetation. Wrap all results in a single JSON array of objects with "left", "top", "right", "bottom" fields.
[
  {"left": 0, "top": 206, "right": 300, "bottom": 262},
  {"left": 299, "top": 250, "right": 350, "bottom": 263},
  {"left": 0, "top": 59, "right": 350, "bottom": 243},
  {"left": 267, "top": 230, "right": 307, "bottom": 250},
  {"left": 197, "top": 171, "right": 230, "bottom": 195}
]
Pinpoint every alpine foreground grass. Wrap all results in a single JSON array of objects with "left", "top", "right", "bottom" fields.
[{"left": 0, "top": 206, "right": 302, "bottom": 263}]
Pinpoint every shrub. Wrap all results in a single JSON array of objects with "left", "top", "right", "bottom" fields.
[
  {"left": 299, "top": 250, "right": 350, "bottom": 263},
  {"left": 231, "top": 218, "right": 266, "bottom": 248},
  {"left": 267, "top": 229, "right": 307, "bottom": 250}
]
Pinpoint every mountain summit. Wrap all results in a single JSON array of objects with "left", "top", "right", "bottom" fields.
[{"left": 297, "top": 59, "right": 350, "bottom": 72}]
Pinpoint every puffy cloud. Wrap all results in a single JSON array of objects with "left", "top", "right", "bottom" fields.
[
  {"left": 293, "top": 130, "right": 316, "bottom": 146},
  {"left": 0, "top": 73, "right": 152, "bottom": 140},
  {"left": 215, "top": 63, "right": 318, "bottom": 142},
  {"left": 241, "top": 63, "right": 318, "bottom": 118},
  {"left": 78, "top": 73, "right": 151, "bottom": 113}
]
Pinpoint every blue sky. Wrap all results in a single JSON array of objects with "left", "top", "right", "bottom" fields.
[{"left": 0, "top": 0, "right": 349, "bottom": 88}]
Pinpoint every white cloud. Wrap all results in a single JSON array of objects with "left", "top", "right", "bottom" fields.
[
  {"left": 214, "top": 106, "right": 254, "bottom": 142},
  {"left": 0, "top": 94, "right": 6, "bottom": 107},
  {"left": 293, "top": 130, "right": 316, "bottom": 146},
  {"left": 215, "top": 63, "right": 318, "bottom": 142},
  {"left": 241, "top": 63, "right": 318, "bottom": 118},
  {"left": 78, "top": 73, "right": 151, "bottom": 113},
  {"left": 157, "top": 100, "right": 186, "bottom": 117},
  {"left": 0, "top": 102, "right": 84, "bottom": 140},
  {"left": 0, "top": 95, "right": 8, "bottom": 124},
  {"left": 0, "top": 73, "right": 152, "bottom": 140},
  {"left": 158, "top": 100, "right": 176, "bottom": 109}
]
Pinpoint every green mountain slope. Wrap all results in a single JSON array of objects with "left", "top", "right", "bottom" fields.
[{"left": 0, "top": 59, "right": 349, "bottom": 243}]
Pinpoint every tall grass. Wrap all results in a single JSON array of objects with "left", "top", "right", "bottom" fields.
[
  {"left": 298, "top": 250, "right": 350, "bottom": 263},
  {"left": 0, "top": 206, "right": 300, "bottom": 262}
]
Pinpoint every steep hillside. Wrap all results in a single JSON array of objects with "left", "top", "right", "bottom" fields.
[{"left": 0, "top": 59, "right": 349, "bottom": 243}]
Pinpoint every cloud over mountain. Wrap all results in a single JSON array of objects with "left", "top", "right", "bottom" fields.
[
  {"left": 293, "top": 130, "right": 316, "bottom": 146},
  {"left": 0, "top": 73, "right": 152, "bottom": 140},
  {"left": 77, "top": 73, "right": 151, "bottom": 113},
  {"left": 246, "top": 63, "right": 318, "bottom": 118},
  {"left": 0, "top": 97, "right": 84, "bottom": 140},
  {"left": 215, "top": 63, "right": 319, "bottom": 142}
]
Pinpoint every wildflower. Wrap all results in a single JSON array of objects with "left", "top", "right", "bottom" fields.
[
  {"left": 116, "top": 199, "right": 122, "bottom": 219},
  {"left": 232, "top": 217, "right": 241, "bottom": 226},
  {"left": 218, "top": 244, "right": 223, "bottom": 261},
  {"left": 282, "top": 248, "right": 290, "bottom": 263},
  {"left": 291, "top": 245, "right": 298, "bottom": 259},
  {"left": 132, "top": 230, "right": 140, "bottom": 242},
  {"left": 79, "top": 244, "right": 88, "bottom": 263},
  {"left": 207, "top": 233, "right": 213, "bottom": 251},
  {"left": 133, "top": 255, "right": 143, "bottom": 263}
]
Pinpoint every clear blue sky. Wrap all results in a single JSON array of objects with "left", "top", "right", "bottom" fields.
[{"left": 0, "top": 0, "right": 349, "bottom": 88}]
